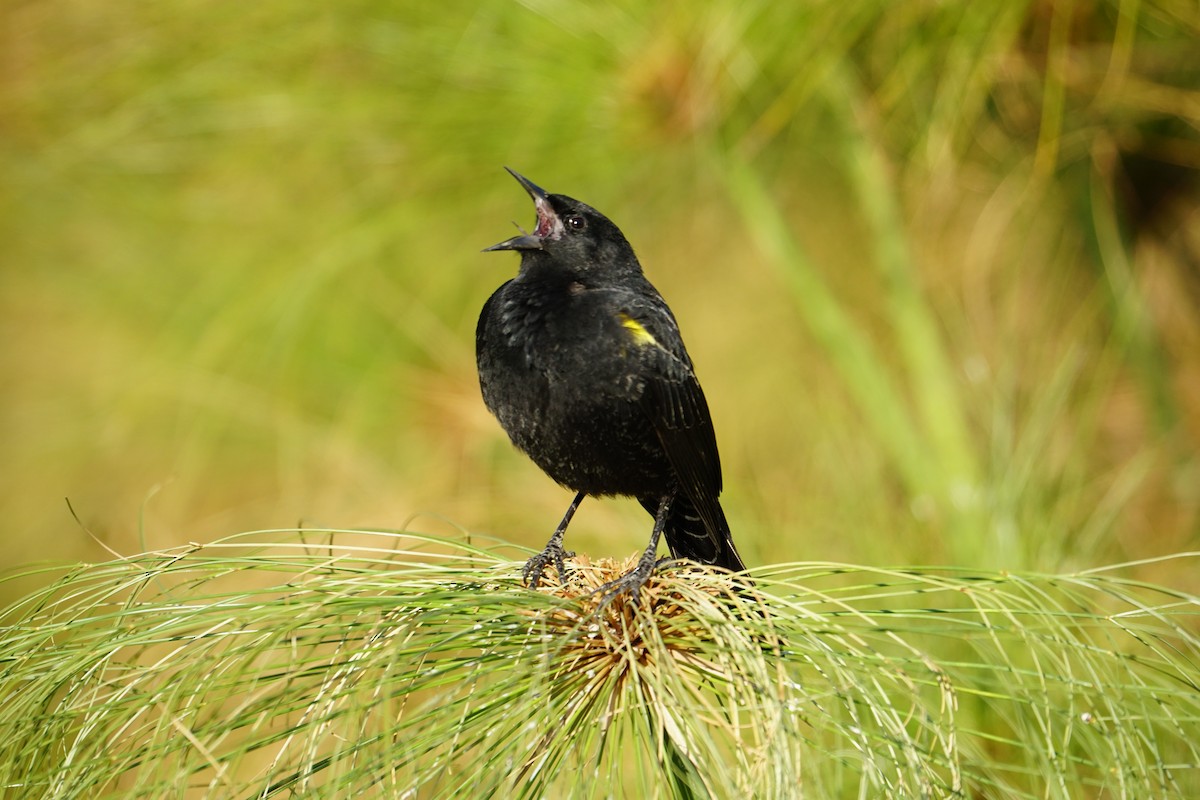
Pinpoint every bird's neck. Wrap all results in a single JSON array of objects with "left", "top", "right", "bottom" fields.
[{"left": 515, "top": 256, "right": 581, "bottom": 289}]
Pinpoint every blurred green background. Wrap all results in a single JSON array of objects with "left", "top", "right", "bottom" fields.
[{"left": 2, "top": 1, "right": 1197, "bottom": 590}]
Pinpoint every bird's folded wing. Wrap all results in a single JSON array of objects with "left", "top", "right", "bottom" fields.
[{"left": 613, "top": 297, "right": 726, "bottom": 534}]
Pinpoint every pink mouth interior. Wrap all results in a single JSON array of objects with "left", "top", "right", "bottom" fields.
[{"left": 533, "top": 198, "right": 556, "bottom": 237}]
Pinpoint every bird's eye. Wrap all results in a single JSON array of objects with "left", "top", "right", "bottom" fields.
[{"left": 565, "top": 215, "right": 587, "bottom": 231}]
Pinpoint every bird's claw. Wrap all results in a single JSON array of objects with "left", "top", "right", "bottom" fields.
[
  {"left": 595, "top": 554, "right": 660, "bottom": 608},
  {"left": 522, "top": 542, "right": 575, "bottom": 589}
]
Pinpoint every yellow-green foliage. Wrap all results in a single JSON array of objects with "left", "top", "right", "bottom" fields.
[
  {"left": 1, "top": 533, "right": 1198, "bottom": 798},
  {"left": 2, "top": 5, "right": 1197, "bottom": 600}
]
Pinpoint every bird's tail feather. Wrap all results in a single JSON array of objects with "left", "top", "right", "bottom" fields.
[{"left": 641, "top": 494, "right": 745, "bottom": 572}]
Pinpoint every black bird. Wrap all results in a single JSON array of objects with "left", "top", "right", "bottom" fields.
[{"left": 478, "top": 169, "right": 745, "bottom": 600}]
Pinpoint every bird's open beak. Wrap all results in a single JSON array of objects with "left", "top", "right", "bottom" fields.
[{"left": 484, "top": 168, "right": 563, "bottom": 252}]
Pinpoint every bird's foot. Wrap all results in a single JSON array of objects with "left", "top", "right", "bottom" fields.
[
  {"left": 595, "top": 554, "right": 674, "bottom": 608},
  {"left": 522, "top": 541, "right": 575, "bottom": 589}
]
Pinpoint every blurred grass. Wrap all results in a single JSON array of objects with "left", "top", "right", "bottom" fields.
[{"left": 2, "top": 1, "right": 1198, "bottom": 592}]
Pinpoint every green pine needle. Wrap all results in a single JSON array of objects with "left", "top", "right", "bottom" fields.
[{"left": 2, "top": 531, "right": 1198, "bottom": 798}]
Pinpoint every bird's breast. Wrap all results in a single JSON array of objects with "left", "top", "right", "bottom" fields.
[{"left": 477, "top": 284, "right": 671, "bottom": 495}]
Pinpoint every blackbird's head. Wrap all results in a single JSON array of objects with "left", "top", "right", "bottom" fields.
[{"left": 484, "top": 168, "right": 640, "bottom": 280}]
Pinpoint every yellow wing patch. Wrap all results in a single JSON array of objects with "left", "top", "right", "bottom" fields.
[{"left": 618, "top": 313, "right": 659, "bottom": 347}]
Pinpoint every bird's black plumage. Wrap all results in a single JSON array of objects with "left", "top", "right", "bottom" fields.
[{"left": 477, "top": 169, "right": 745, "bottom": 598}]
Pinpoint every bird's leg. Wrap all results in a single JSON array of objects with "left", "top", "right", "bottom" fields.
[
  {"left": 596, "top": 490, "right": 676, "bottom": 607},
  {"left": 522, "top": 491, "right": 584, "bottom": 588}
]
